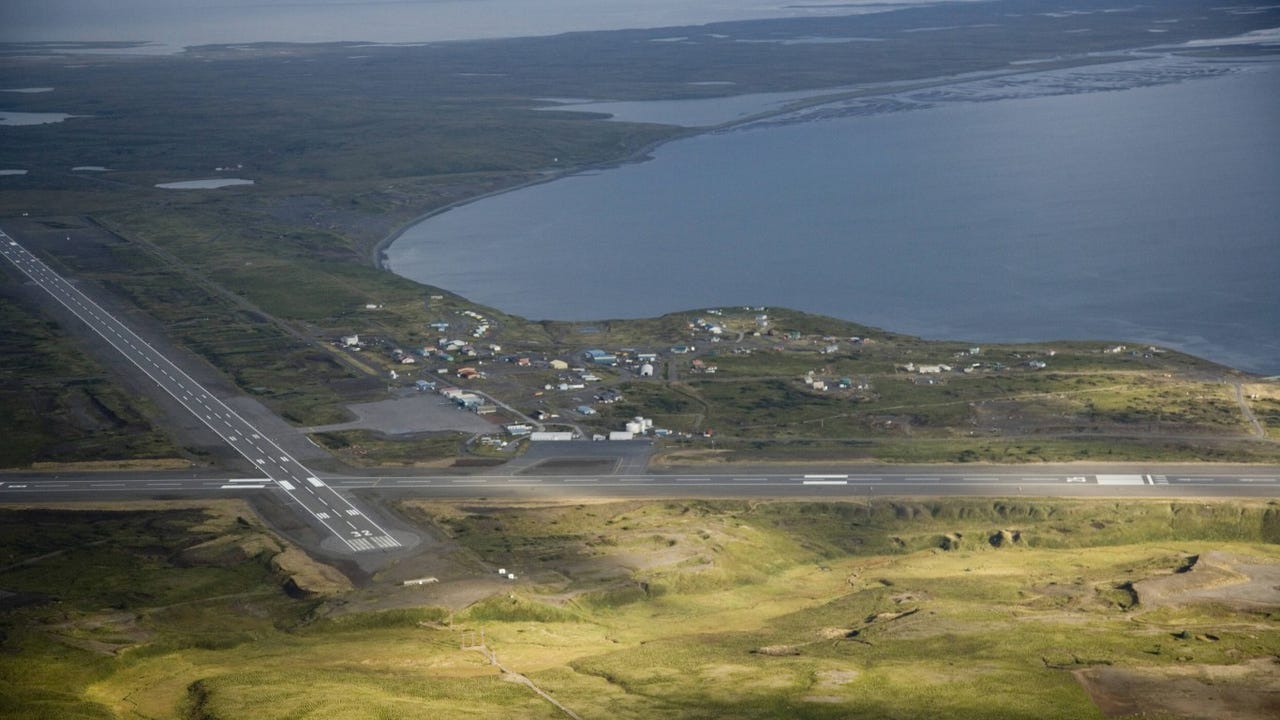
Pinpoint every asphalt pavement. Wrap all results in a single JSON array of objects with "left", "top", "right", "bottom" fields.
[{"left": 1, "top": 229, "right": 401, "bottom": 553}]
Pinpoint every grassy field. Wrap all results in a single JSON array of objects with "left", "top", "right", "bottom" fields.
[
  {"left": 0, "top": 278, "right": 185, "bottom": 468},
  {"left": 309, "top": 429, "right": 471, "bottom": 467},
  {"left": 3, "top": 498, "right": 1277, "bottom": 719}
]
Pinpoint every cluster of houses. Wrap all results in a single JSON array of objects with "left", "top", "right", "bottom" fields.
[
  {"left": 334, "top": 330, "right": 504, "bottom": 374},
  {"left": 802, "top": 371, "right": 872, "bottom": 393},
  {"left": 457, "top": 309, "right": 492, "bottom": 339},
  {"left": 900, "top": 355, "right": 1054, "bottom": 378},
  {"left": 689, "top": 316, "right": 727, "bottom": 338},
  {"left": 1102, "top": 344, "right": 1163, "bottom": 359},
  {"left": 688, "top": 307, "right": 769, "bottom": 339},
  {"left": 427, "top": 336, "right": 502, "bottom": 363},
  {"left": 901, "top": 362, "right": 955, "bottom": 375}
]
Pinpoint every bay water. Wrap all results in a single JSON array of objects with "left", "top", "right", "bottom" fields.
[{"left": 388, "top": 57, "right": 1280, "bottom": 374}]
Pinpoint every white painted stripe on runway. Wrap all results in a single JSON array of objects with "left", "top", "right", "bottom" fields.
[
  {"left": 306, "top": 476, "right": 325, "bottom": 487},
  {"left": 803, "top": 479, "right": 848, "bottom": 485},
  {"left": 451, "top": 479, "right": 488, "bottom": 484},
  {"left": 677, "top": 477, "right": 710, "bottom": 482},
  {"left": 619, "top": 478, "right": 653, "bottom": 483},
  {"left": 563, "top": 478, "right": 598, "bottom": 483},
  {"left": 904, "top": 477, "right": 940, "bottom": 482},
  {"left": 278, "top": 480, "right": 296, "bottom": 491},
  {"left": 220, "top": 484, "right": 266, "bottom": 489},
  {"left": 90, "top": 483, "right": 125, "bottom": 487},
  {"left": 805, "top": 474, "right": 848, "bottom": 479},
  {"left": 510, "top": 478, "right": 542, "bottom": 483},
  {"left": 1097, "top": 474, "right": 1145, "bottom": 485},
  {"left": 1240, "top": 478, "right": 1278, "bottom": 483}
]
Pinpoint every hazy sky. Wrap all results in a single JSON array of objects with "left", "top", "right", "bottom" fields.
[{"left": 0, "top": 0, "right": 956, "bottom": 50}]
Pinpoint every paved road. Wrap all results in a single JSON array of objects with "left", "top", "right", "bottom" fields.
[{"left": 0, "top": 229, "right": 400, "bottom": 553}]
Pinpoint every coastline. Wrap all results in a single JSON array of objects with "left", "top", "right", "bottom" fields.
[
  {"left": 369, "top": 131, "right": 697, "bottom": 271},
  {"left": 369, "top": 53, "right": 1142, "bottom": 272},
  {"left": 369, "top": 51, "right": 1279, "bottom": 377}
]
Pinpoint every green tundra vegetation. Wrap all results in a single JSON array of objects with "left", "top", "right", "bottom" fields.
[{"left": 1, "top": 499, "right": 1277, "bottom": 718}]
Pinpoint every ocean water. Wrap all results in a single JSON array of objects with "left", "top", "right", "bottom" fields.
[
  {"left": 388, "top": 57, "right": 1280, "bottom": 374},
  {"left": 0, "top": 0, "right": 931, "bottom": 51}
]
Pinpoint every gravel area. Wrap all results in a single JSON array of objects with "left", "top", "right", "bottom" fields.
[{"left": 306, "top": 390, "right": 497, "bottom": 435}]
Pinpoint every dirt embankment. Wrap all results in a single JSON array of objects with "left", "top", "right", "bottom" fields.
[
  {"left": 1132, "top": 551, "right": 1280, "bottom": 612},
  {"left": 1075, "top": 658, "right": 1280, "bottom": 720},
  {"left": 1075, "top": 551, "right": 1280, "bottom": 720}
]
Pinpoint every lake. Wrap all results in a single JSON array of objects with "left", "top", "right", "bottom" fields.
[{"left": 388, "top": 55, "right": 1280, "bottom": 375}]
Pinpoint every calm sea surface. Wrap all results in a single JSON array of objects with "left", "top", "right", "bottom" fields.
[{"left": 388, "top": 58, "right": 1280, "bottom": 374}]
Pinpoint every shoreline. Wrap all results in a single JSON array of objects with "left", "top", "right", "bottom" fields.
[
  {"left": 370, "top": 52, "right": 1146, "bottom": 272},
  {"left": 368, "top": 52, "right": 1279, "bottom": 377},
  {"left": 369, "top": 132, "right": 695, "bottom": 271}
]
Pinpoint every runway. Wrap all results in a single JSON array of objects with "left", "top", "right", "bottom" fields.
[
  {"left": 1, "top": 229, "right": 400, "bottom": 553},
  {"left": 1, "top": 468, "right": 1276, "bottom": 500}
]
